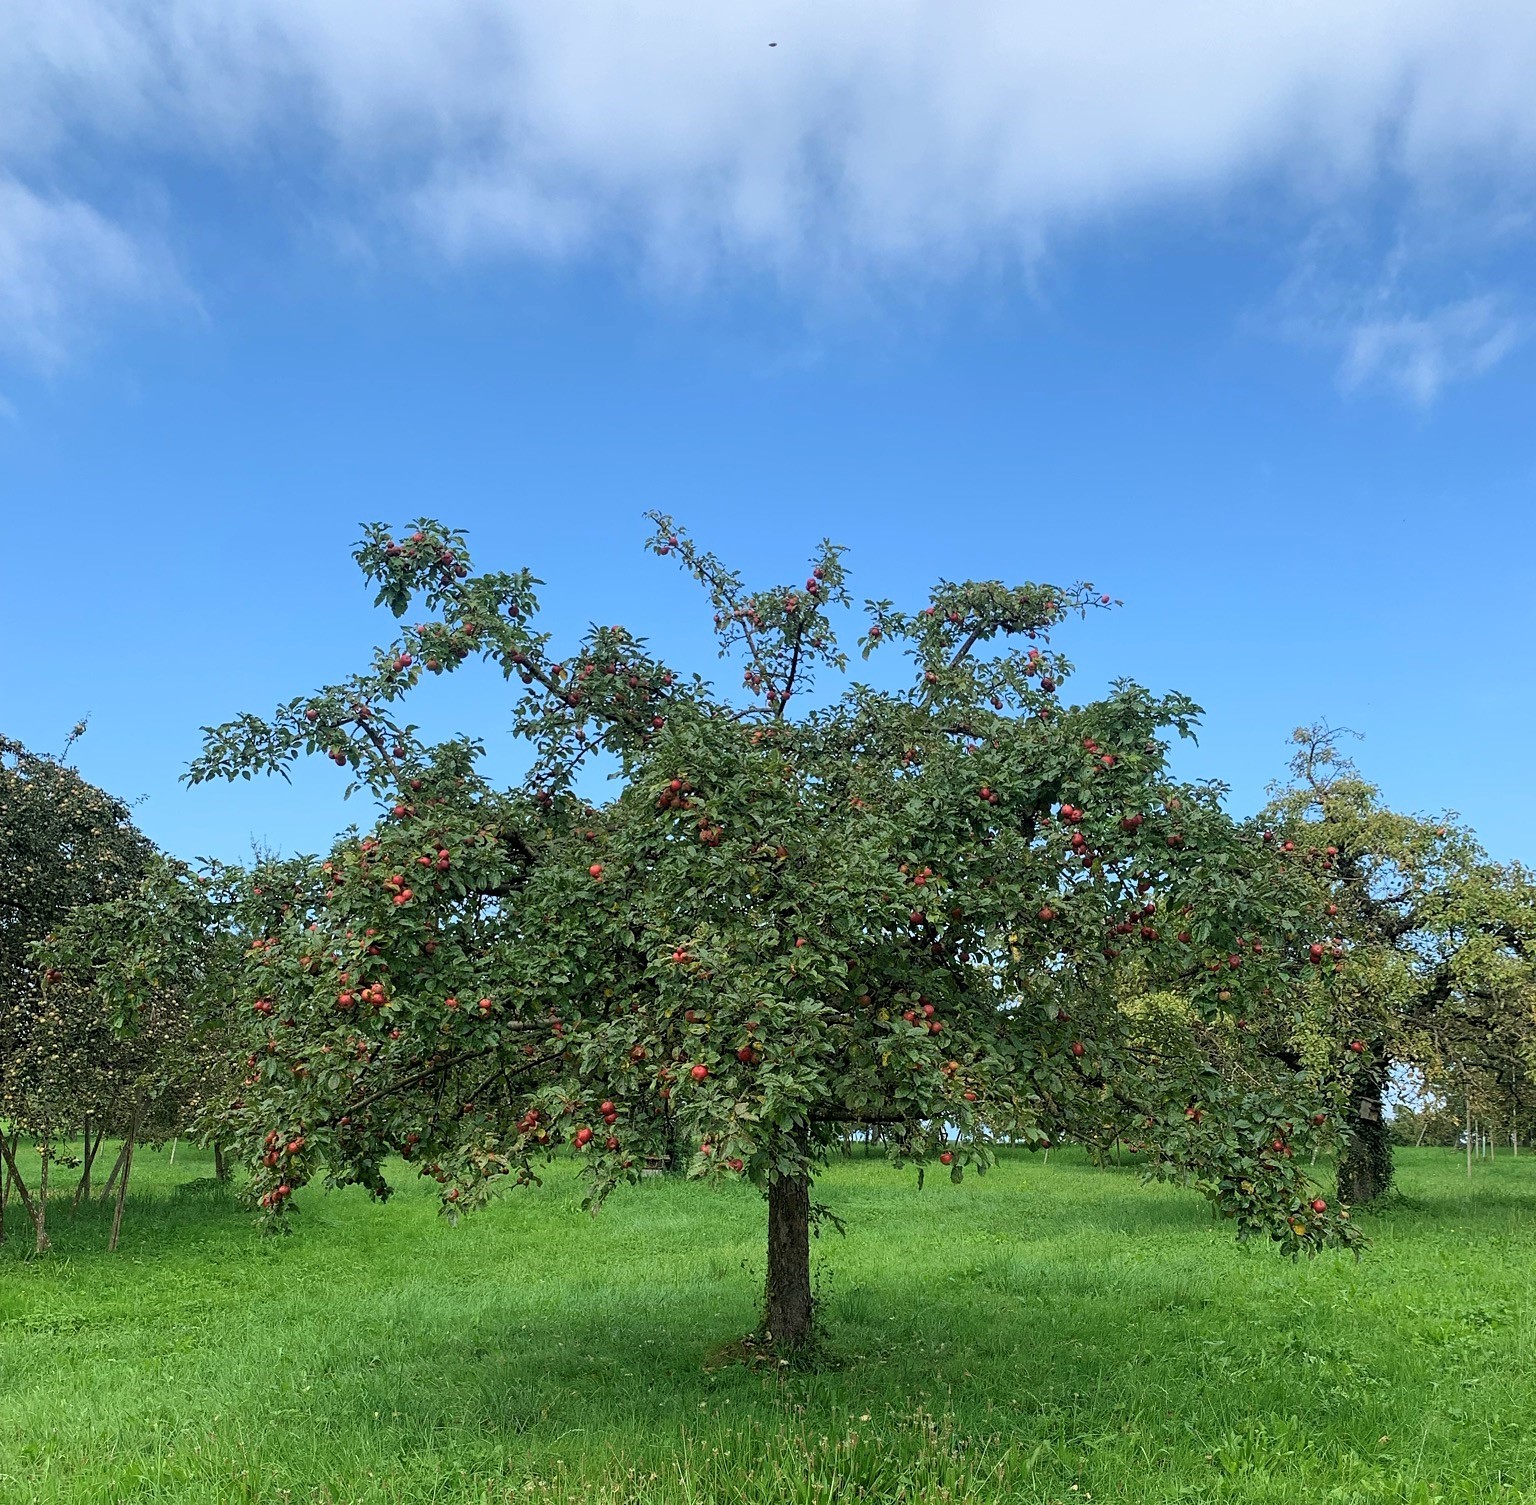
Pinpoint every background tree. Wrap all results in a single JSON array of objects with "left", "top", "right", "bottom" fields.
[
  {"left": 0, "top": 728, "right": 155, "bottom": 1250},
  {"left": 191, "top": 519, "right": 1364, "bottom": 1352},
  {"left": 1263, "top": 726, "right": 1536, "bottom": 1203},
  {"left": 4, "top": 855, "right": 241, "bottom": 1252}
]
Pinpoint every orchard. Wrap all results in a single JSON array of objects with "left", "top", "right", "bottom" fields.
[{"left": 187, "top": 518, "right": 1369, "bottom": 1350}]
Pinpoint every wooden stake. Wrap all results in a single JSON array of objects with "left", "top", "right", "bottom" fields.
[
  {"left": 99, "top": 1137, "right": 131, "bottom": 1204},
  {"left": 0, "top": 1130, "right": 45, "bottom": 1247},
  {"left": 108, "top": 1111, "right": 140, "bottom": 1253},
  {"left": 74, "top": 1122, "right": 104, "bottom": 1210},
  {"left": 0, "top": 1132, "right": 38, "bottom": 1236}
]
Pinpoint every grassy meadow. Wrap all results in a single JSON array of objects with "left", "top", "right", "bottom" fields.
[{"left": 1, "top": 1144, "right": 1533, "bottom": 1504}]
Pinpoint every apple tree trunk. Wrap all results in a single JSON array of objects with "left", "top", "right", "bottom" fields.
[
  {"left": 765, "top": 1171, "right": 813, "bottom": 1350},
  {"left": 1337, "top": 1049, "right": 1393, "bottom": 1206}
]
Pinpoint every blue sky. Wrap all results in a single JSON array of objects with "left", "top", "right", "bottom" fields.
[{"left": 2, "top": 3, "right": 1533, "bottom": 866}]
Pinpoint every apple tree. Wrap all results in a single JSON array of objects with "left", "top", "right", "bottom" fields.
[
  {"left": 5, "top": 854, "right": 242, "bottom": 1251},
  {"left": 190, "top": 519, "right": 1364, "bottom": 1351},
  {"left": 0, "top": 729, "right": 156, "bottom": 1250},
  {"left": 1262, "top": 725, "right": 1536, "bottom": 1203}
]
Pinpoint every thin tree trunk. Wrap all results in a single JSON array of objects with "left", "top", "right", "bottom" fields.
[
  {"left": 1466, "top": 1098, "right": 1473, "bottom": 1178},
  {"left": 1415, "top": 1117, "right": 1428, "bottom": 1148},
  {"left": 74, "top": 1122, "right": 104, "bottom": 1210},
  {"left": 98, "top": 1138, "right": 131, "bottom": 1203},
  {"left": 764, "top": 1171, "right": 813, "bottom": 1351},
  {"left": 108, "top": 1112, "right": 140, "bottom": 1253},
  {"left": 168, "top": 1137, "right": 177, "bottom": 1166},
  {"left": 0, "top": 1133, "right": 44, "bottom": 1247},
  {"left": 0, "top": 1132, "right": 10, "bottom": 1244},
  {"left": 213, "top": 1142, "right": 228, "bottom": 1182},
  {"left": 33, "top": 1127, "right": 52, "bottom": 1255}
]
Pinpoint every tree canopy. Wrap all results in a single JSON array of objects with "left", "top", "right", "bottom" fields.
[
  {"left": 190, "top": 518, "right": 1367, "bottom": 1348},
  {"left": 1263, "top": 725, "right": 1536, "bottom": 1201},
  {"left": 1, "top": 728, "right": 161, "bottom": 1249}
]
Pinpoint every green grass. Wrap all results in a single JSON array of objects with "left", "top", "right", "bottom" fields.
[{"left": 2, "top": 1144, "right": 1533, "bottom": 1503}]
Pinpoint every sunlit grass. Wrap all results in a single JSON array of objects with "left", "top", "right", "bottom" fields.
[{"left": 2, "top": 1144, "right": 1533, "bottom": 1502}]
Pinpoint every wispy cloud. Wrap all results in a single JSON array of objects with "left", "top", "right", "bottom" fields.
[
  {"left": 1339, "top": 296, "right": 1525, "bottom": 405},
  {"left": 1267, "top": 212, "right": 1529, "bottom": 404},
  {"left": 5, "top": 2, "right": 1536, "bottom": 376},
  {"left": 0, "top": 176, "right": 175, "bottom": 368}
]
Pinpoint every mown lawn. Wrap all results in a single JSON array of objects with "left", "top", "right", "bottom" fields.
[{"left": 1, "top": 1144, "right": 1532, "bottom": 1503}]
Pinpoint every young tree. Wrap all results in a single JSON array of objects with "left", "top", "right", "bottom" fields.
[
  {"left": 6, "top": 855, "right": 241, "bottom": 1251},
  {"left": 191, "top": 520, "right": 1363, "bottom": 1351},
  {"left": 1263, "top": 726, "right": 1536, "bottom": 1203},
  {"left": 0, "top": 729, "right": 156, "bottom": 1251}
]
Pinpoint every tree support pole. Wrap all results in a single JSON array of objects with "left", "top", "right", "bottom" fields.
[
  {"left": 74, "top": 1121, "right": 104, "bottom": 1210},
  {"left": 108, "top": 1111, "right": 140, "bottom": 1254},
  {"left": 98, "top": 1139, "right": 132, "bottom": 1204},
  {"left": 0, "top": 1130, "right": 48, "bottom": 1254}
]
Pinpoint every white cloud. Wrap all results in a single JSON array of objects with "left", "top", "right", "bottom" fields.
[
  {"left": 5, "top": 1, "right": 1536, "bottom": 373},
  {"left": 1268, "top": 216, "right": 1530, "bottom": 401},
  {"left": 0, "top": 177, "right": 174, "bottom": 368},
  {"left": 1339, "top": 296, "right": 1526, "bottom": 405}
]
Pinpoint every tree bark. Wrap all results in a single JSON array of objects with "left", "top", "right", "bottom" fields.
[
  {"left": 1337, "top": 1051, "right": 1393, "bottom": 1205},
  {"left": 764, "top": 1171, "right": 813, "bottom": 1351},
  {"left": 213, "top": 1142, "right": 228, "bottom": 1182},
  {"left": 20, "top": 1124, "right": 52, "bottom": 1253}
]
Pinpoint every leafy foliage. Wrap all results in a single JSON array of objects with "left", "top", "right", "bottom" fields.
[
  {"left": 189, "top": 519, "right": 1368, "bottom": 1340},
  {"left": 24, "top": 854, "right": 243, "bottom": 1146},
  {"left": 1263, "top": 725, "right": 1536, "bottom": 1198}
]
